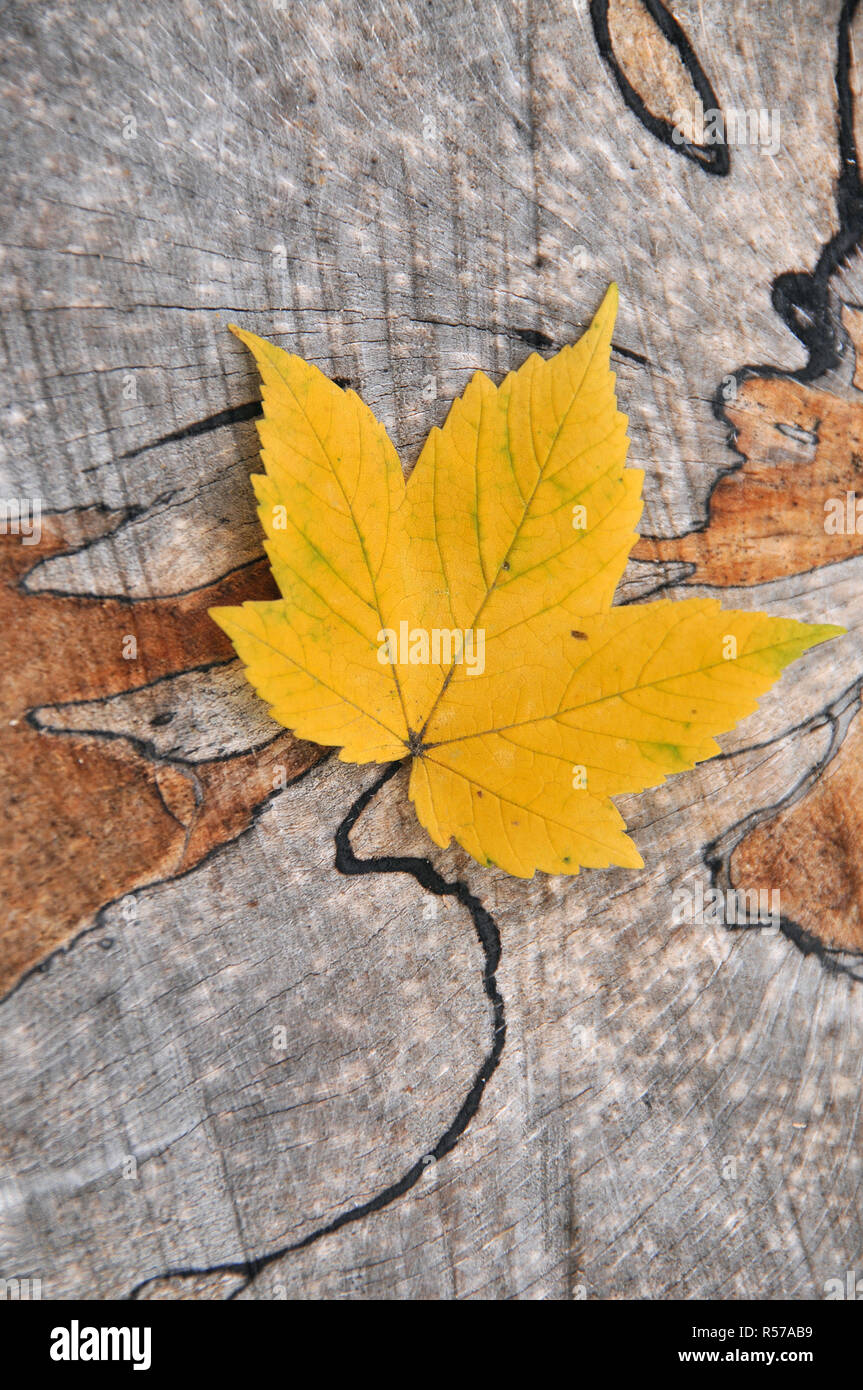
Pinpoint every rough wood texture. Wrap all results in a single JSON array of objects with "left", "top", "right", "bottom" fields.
[{"left": 2, "top": 0, "right": 863, "bottom": 1300}]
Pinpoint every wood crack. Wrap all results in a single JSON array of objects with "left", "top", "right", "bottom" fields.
[{"left": 126, "top": 762, "right": 507, "bottom": 1300}]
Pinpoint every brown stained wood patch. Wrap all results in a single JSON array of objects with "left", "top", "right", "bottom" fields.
[
  {"left": 0, "top": 512, "right": 322, "bottom": 997},
  {"left": 633, "top": 314, "right": 863, "bottom": 963},
  {"left": 731, "top": 711, "right": 863, "bottom": 954},
  {"left": 634, "top": 371, "right": 863, "bottom": 583},
  {"left": 633, "top": 346, "right": 863, "bottom": 961}
]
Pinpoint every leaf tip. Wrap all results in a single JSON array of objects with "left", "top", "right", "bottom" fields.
[
  {"left": 806, "top": 621, "right": 846, "bottom": 647},
  {"left": 228, "top": 323, "right": 262, "bottom": 355},
  {"left": 589, "top": 282, "right": 620, "bottom": 346}
]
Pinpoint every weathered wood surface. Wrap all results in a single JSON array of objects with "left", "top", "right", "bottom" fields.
[{"left": 2, "top": 0, "right": 863, "bottom": 1299}]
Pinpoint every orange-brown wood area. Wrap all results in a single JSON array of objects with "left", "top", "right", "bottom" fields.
[
  {"left": 634, "top": 371, "right": 863, "bottom": 584},
  {"left": 634, "top": 342, "right": 863, "bottom": 964},
  {"left": 0, "top": 514, "right": 321, "bottom": 996},
  {"left": 732, "top": 710, "right": 863, "bottom": 955}
]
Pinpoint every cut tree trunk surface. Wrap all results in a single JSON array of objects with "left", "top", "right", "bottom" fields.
[{"left": 1, "top": 0, "right": 862, "bottom": 1299}]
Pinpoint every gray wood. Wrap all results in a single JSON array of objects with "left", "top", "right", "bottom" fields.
[{"left": 2, "top": 0, "right": 863, "bottom": 1300}]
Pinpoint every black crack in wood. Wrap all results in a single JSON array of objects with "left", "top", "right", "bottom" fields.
[
  {"left": 639, "top": 2, "right": 863, "bottom": 588},
  {"left": 713, "top": 0, "right": 863, "bottom": 409},
  {"left": 590, "top": 0, "right": 730, "bottom": 176},
  {"left": 515, "top": 327, "right": 554, "bottom": 349},
  {"left": 127, "top": 760, "right": 506, "bottom": 1300},
  {"left": 120, "top": 401, "right": 263, "bottom": 461}
]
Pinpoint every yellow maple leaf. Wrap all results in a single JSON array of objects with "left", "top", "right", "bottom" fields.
[{"left": 211, "top": 286, "right": 843, "bottom": 877}]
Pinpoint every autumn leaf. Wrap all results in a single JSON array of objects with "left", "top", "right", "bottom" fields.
[{"left": 211, "top": 286, "right": 843, "bottom": 878}]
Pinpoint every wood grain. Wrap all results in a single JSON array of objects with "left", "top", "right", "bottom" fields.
[{"left": 1, "top": 0, "right": 862, "bottom": 1301}]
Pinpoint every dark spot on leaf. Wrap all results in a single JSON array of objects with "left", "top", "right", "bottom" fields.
[{"left": 571, "top": 629, "right": 588, "bottom": 640}]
